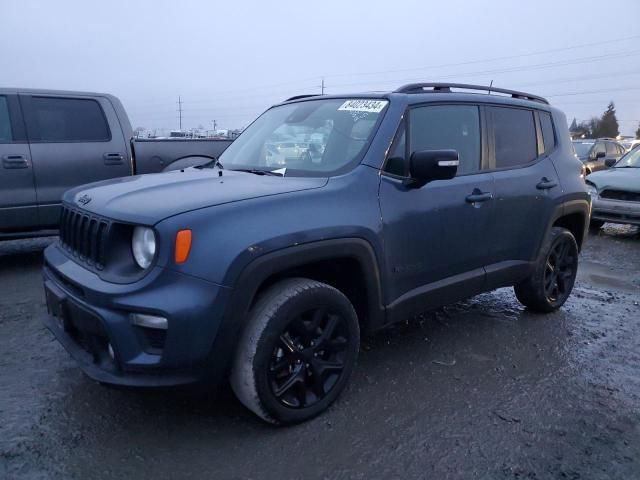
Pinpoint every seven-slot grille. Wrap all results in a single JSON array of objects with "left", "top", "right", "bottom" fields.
[
  {"left": 600, "top": 189, "right": 640, "bottom": 203},
  {"left": 59, "top": 206, "right": 110, "bottom": 269}
]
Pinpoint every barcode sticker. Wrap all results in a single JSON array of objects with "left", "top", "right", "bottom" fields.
[{"left": 338, "top": 99, "right": 388, "bottom": 113}]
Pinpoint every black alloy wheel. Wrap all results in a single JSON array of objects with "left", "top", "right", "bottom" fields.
[
  {"left": 543, "top": 236, "right": 577, "bottom": 304},
  {"left": 514, "top": 227, "right": 579, "bottom": 313},
  {"left": 268, "top": 307, "right": 349, "bottom": 409}
]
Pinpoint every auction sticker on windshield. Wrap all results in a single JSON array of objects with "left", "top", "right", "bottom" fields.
[{"left": 338, "top": 99, "right": 388, "bottom": 113}]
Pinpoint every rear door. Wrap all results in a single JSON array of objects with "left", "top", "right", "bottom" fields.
[
  {"left": 605, "top": 141, "right": 623, "bottom": 166},
  {"left": 485, "top": 106, "right": 561, "bottom": 285},
  {"left": 591, "top": 142, "right": 607, "bottom": 172},
  {"left": 0, "top": 94, "right": 38, "bottom": 232},
  {"left": 20, "top": 94, "right": 130, "bottom": 228}
]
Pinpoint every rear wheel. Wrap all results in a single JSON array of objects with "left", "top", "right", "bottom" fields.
[
  {"left": 231, "top": 278, "right": 360, "bottom": 425},
  {"left": 514, "top": 227, "right": 578, "bottom": 313}
]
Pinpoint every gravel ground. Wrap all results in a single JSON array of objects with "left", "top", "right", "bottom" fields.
[{"left": 1, "top": 225, "right": 639, "bottom": 479}]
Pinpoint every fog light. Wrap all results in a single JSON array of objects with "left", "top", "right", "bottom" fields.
[
  {"left": 130, "top": 313, "right": 168, "bottom": 330},
  {"left": 108, "top": 343, "right": 115, "bottom": 360}
]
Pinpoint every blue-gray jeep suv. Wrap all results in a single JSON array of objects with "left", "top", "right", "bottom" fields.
[{"left": 42, "top": 83, "right": 590, "bottom": 424}]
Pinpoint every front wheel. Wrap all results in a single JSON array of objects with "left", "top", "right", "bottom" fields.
[
  {"left": 514, "top": 227, "right": 579, "bottom": 313},
  {"left": 231, "top": 278, "right": 360, "bottom": 425}
]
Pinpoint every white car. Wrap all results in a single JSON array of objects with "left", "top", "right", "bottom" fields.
[{"left": 621, "top": 139, "right": 640, "bottom": 152}]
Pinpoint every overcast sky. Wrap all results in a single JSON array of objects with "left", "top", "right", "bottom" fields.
[{"left": 1, "top": 0, "right": 639, "bottom": 135}]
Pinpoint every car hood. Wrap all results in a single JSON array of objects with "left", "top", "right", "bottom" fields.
[
  {"left": 64, "top": 169, "right": 328, "bottom": 225},
  {"left": 587, "top": 168, "right": 640, "bottom": 193}
]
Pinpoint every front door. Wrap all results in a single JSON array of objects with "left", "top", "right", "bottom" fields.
[
  {"left": 0, "top": 94, "right": 38, "bottom": 233},
  {"left": 379, "top": 104, "right": 494, "bottom": 317},
  {"left": 20, "top": 94, "right": 130, "bottom": 228}
]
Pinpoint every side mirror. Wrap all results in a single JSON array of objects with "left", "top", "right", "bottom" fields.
[
  {"left": 595, "top": 151, "right": 606, "bottom": 159},
  {"left": 605, "top": 158, "right": 617, "bottom": 167},
  {"left": 408, "top": 150, "right": 458, "bottom": 187}
]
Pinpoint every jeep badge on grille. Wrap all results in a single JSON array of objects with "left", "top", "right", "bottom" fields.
[{"left": 77, "top": 194, "right": 92, "bottom": 206}]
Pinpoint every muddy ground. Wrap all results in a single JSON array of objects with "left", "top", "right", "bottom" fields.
[{"left": 1, "top": 226, "right": 639, "bottom": 479}]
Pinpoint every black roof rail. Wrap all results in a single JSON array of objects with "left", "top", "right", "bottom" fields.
[
  {"left": 394, "top": 83, "right": 549, "bottom": 105},
  {"left": 285, "top": 94, "right": 320, "bottom": 102}
]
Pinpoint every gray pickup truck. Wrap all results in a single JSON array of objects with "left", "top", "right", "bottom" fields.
[{"left": 0, "top": 88, "right": 232, "bottom": 239}]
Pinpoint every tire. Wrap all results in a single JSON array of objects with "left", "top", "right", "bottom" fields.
[
  {"left": 514, "top": 227, "right": 579, "bottom": 313},
  {"left": 589, "top": 219, "right": 605, "bottom": 231},
  {"left": 230, "top": 278, "right": 360, "bottom": 425}
]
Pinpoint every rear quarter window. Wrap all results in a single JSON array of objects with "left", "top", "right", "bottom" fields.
[
  {"left": 539, "top": 111, "right": 556, "bottom": 154},
  {"left": 31, "top": 96, "right": 110, "bottom": 142}
]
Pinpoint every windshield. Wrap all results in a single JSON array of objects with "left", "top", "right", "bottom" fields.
[
  {"left": 615, "top": 146, "right": 640, "bottom": 168},
  {"left": 218, "top": 98, "right": 388, "bottom": 176},
  {"left": 572, "top": 141, "right": 594, "bottom": 158}
]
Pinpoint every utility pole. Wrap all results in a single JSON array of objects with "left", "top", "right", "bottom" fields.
[{"left": 178, "top": 96, "right": 183, "bottom": 130}]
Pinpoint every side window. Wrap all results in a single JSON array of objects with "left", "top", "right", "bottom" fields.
[
  {"left": 605, "top": 142, "right": 618, "bottom": 155},
  {"left": 593, "top": 142, "right": 606, "bottom": 157},
  {"left": 0, "top": 96, "right": 13, "bottom": 143},
  {"left": 409, "top": 105, "right": 481, "bottom": 175},
  {"left": 383, "top": 122, "right": 406, "bottom": 176},
  {"left": 31, "top": 96, "right": 110, "bottom": 142},
  {"left": 539, "top": 111, "right": 556, "bottom": 154},
  {"left": 491, "top": 107, "right": 537, "bottom": 168}
]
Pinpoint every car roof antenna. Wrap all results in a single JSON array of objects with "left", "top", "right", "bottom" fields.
[{"left": 488, "top": 80, "right": 494, "bottom": 95}]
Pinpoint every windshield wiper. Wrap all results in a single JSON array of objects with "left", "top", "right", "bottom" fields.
[
  {"left": 195, "top": 159, "right": 224, "bottom": 169},
  {"left": 233, "top": 168, "right": 284, "bottom": 177},
  {"left": 614, "top": 165, "right": 639, "bottom": 168}
]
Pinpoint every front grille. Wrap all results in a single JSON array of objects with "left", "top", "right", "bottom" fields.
[
  {"left": 600, "top": 189, "right": 640, "bottom": 202},
  {"left": 59, "top": 206, "right": 111, "bottom": 269}
]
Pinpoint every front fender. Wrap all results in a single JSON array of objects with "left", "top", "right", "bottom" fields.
[{"left": 202, "top": 237, "right": 386, "bottom": 384}]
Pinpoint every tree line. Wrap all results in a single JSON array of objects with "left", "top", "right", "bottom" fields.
[{"left": 569, "top": 101, "right": 626, "bottom": 139}]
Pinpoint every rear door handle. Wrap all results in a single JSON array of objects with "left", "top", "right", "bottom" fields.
[
  {"left": 2, "top": 154, "right": 29, "bottom": 169},
  {"left": 536, "top": 178, "right": 558, "bottom": 190},
  {"left": 103, "top": 153, "right": 124, "bottom": 165},
  {"left": 465, "top": 189, "right": 493, "bottom": 204}
]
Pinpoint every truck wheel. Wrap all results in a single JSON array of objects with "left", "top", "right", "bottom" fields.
[
  {"left": 230, "top": 278, "right": 360, "bottom": 425},
  {"left": 514, "top": 227, "right": 578, "bottom": 313}
]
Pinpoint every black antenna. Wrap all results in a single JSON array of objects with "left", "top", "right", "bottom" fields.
[{"left": 488, "top": 80, "right": 494, "bottom": 95}]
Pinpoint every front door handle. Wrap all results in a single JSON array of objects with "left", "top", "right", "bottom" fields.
[
  {"left": 465, "top": 189, "right": 493, "bottom": 204},
  {"left": 2, "top": 154, "right": 29, "bottom": 169},
  {"left": 536, "top": 178, "right": 558, "bottom": 190},
  {"left": 103, "top": 153, "right": 124, "bottom": 165}
]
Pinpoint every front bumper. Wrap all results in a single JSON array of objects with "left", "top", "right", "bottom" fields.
[
  {"left": 591, "top": 197, "right": 640, "bottom": 226},
  {"left": 42, "top": 242, "right": 231, "bottom": 387}
]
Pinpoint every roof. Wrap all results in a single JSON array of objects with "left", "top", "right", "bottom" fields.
[
  {"left": 0, "top": 87, "right": 114, "bottom": 98},
  {"left": 281, "top": 83, "right": 552, "bottom": 110}
]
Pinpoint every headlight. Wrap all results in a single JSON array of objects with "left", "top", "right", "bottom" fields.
[
  {"left": 132, "top": 226, "right": 156, "bottom": 269},
  {"left": 586, "top": 184, "right": 598, "bottom": 198}
]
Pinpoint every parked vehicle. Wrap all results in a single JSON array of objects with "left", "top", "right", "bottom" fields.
[
  {"left": 586, "top": 145, "right": 640, "bottom": 229},
  {"left": 42, "top": 83, "right": 589, "bottom": 425},
  {"left": 572, "top": 138, "right": 626, "bottom": 175},
  {"left": 0, "top": 88, "right": 232, "bottom": 239},
  {"left": 621, "top": 139, "right": 640, "bottom": 152}
]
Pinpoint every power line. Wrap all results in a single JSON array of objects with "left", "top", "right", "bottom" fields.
[
  {"left": 546, "top": 86, "right": 640, "bottom": 97},
  {"left": 319, "top": 35, "right": 640, "bottom": 81},
  {"left": 126, "top": 35, "right": 640, "bottom": 109},
  {"left": 325, "top": 50, "right": 640, "bottom": 91}
]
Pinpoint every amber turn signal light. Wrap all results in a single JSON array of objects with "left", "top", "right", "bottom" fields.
[{"left": 175, "top": 229, "right": 192, "bottom": 264}]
